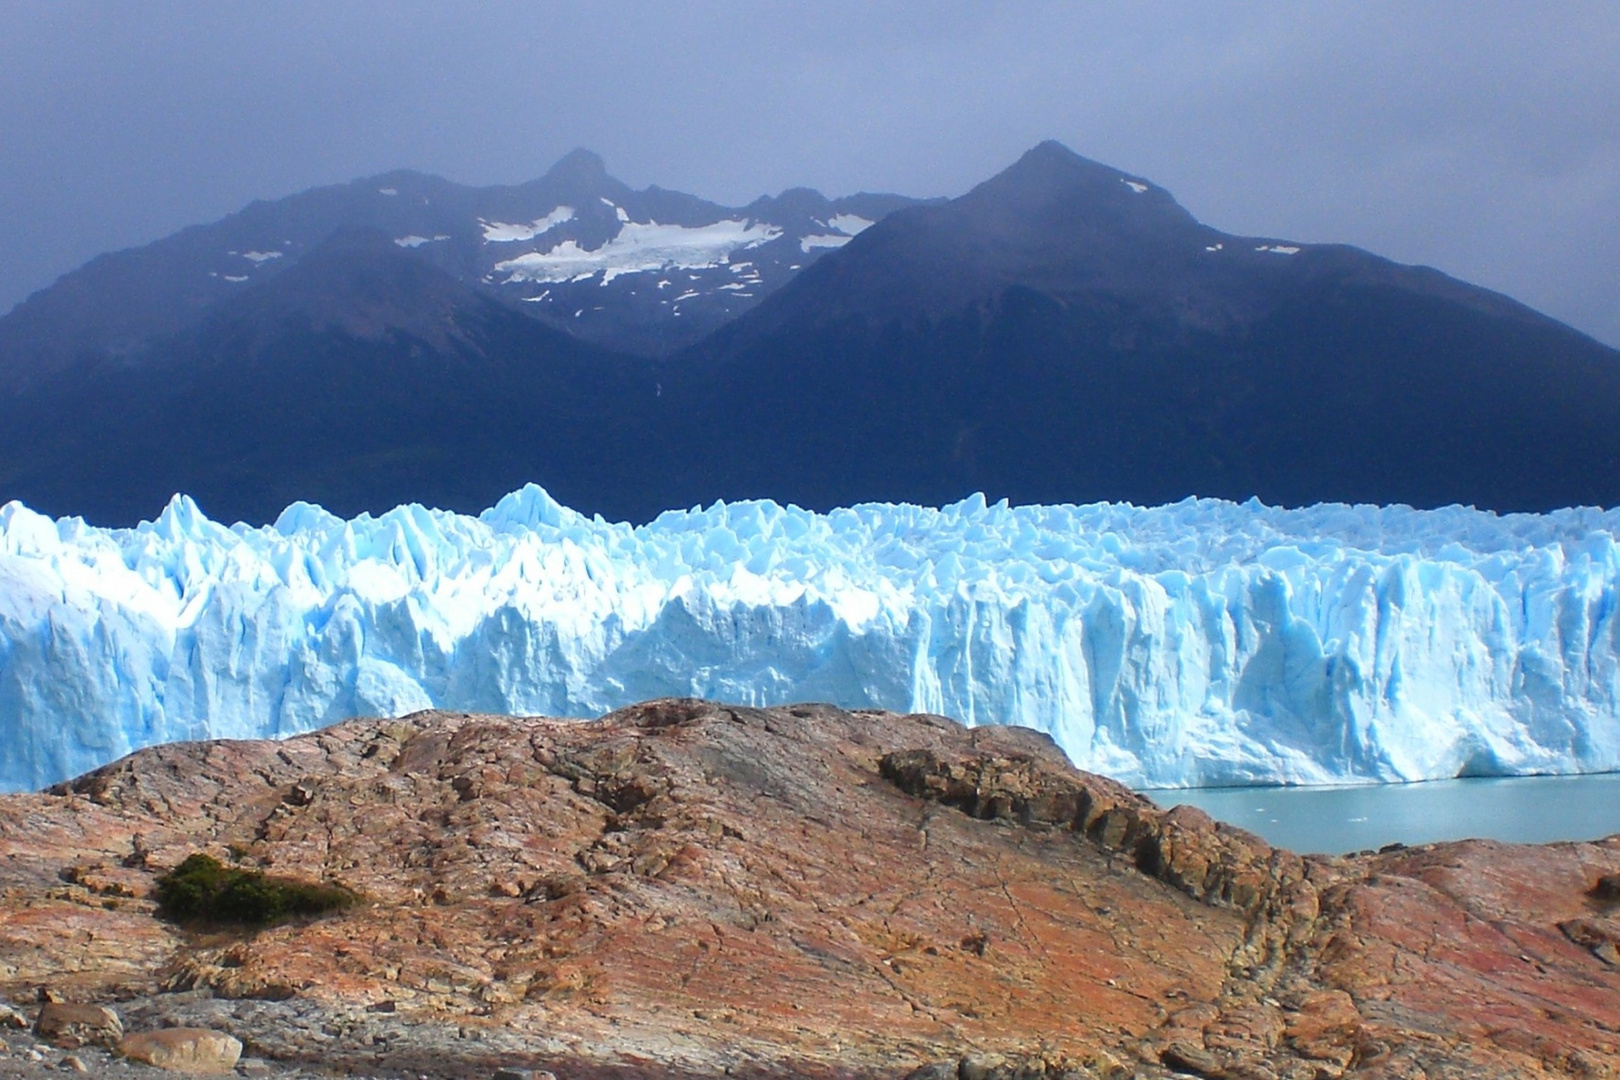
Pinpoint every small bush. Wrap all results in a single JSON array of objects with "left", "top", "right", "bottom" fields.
[{"left": 155, "top": 854, "right": 358, "bottom": 927}]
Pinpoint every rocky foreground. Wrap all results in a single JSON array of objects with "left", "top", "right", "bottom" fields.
[{"left": 1, "top": 701, "right": 1618, "bottom": 1079}]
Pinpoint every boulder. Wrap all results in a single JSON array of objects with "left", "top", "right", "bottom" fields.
[
  {"left": 34, "top": 1001, "right": 123, "bottom": 1048},
  {"left": 118, "top": 1028, "right": 243, "bottom": 1073}
]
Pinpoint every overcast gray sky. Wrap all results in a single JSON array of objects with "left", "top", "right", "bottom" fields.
[{"left": 2, "top": 2, "right": 1617, "bottom": 346}]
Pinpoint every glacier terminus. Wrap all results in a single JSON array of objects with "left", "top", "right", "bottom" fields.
[{"left": 0, "top": 484, "right": 1616, "bottom": 793}]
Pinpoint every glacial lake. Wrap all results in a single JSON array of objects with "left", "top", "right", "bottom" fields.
[{"left": 1143, "top": 772, "right": 1620, "bottom": 855}]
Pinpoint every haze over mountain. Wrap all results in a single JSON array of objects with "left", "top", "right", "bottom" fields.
[
  {"left": 1, "top": 142, "right": 1617, "bottom": 525},
  {"left": 0, "top": 148, "right": 917, "bottom": 388}
]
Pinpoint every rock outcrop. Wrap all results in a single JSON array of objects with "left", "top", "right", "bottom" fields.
[{"left": 0, "top": 700, "right": 1616, "bottom": 1078}]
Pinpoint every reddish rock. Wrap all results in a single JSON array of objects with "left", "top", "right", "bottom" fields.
[
  {"left": 0, "top": 700, "right": 1614, "bottom": 1078},
  {"left": 1282, "top": 989, "right": 1361, "bottom": 1066},
  {"left": 33, "top": 1001, "right": 123, "bottom": 1048}
]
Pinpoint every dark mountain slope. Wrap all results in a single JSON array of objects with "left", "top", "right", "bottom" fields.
[
  {"left": 0, "top": 230, "right": 669, "bottom": 525},
  {"left": 668, "top": 142, "right": 1620, "bottom": 513},
  {"left": 0, "top": 170, "right": 476, "bottom": 391}
]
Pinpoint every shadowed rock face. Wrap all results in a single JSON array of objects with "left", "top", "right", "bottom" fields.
[{"left": 0, "top": 701, "right": 1617, "bottom": 1079}]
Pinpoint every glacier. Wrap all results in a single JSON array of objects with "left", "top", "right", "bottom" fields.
[{"left": 0, "top": 485, "right": 1617, "bottom": 793}]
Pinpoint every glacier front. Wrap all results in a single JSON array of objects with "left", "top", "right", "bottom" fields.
[{"left": 0, "top": 486, "right": 1616, "bottom": 793}]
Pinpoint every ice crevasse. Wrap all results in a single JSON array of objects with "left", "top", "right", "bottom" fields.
[{"left": 0, "top": 484, "right": 1616, "bottom": 793}]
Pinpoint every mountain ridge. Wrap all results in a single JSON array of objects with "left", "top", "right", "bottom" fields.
[
  {"left": 0, "top": 150, "right": 922, "bottom": 387},
  {"left": 1, "top": 140, "right": 1617, "bottom": 525}
]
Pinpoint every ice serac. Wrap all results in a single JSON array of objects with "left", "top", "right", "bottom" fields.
[{"left": 0, "top": 486, "right": 1617, "bottom": 792}]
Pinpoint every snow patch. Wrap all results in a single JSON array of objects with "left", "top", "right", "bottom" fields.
[
  {"left": 378, "top": 188, "right": 398, "bottom": 196},
  {"left": 241, "top": 251, "right": 282, "bottom": 263},
  {"left": 394, "top": 234, "right": 451, "bottom": 248},
  {"left": 828, "top": 213, "right": 874, "bottom": 235},
  {"left": 480, "top": 207, "right": 575, "bottom": 243},
  {"left": 493, "top": 219, "right": 783, "bottom": 286},
  {"left": 1256, "top": 244, "right": 1302, "bottom": 255},
  {"left": 1122, "top": 179, "right": 1149, "bottom": 194},
  {"left": 222, "top": 275, "right": 248, "bottom": 282},
  {"left": 800, "top": 235, "right": 852, "bottom": 253}
]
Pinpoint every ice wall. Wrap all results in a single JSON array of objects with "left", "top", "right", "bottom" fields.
[{"left": 1, "top": 485, "right": 1616, "bottom": 792}]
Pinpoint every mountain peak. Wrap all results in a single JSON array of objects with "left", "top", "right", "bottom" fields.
[
  {"left": 1008, "top": 140, "right": 1120, "bottom": 181},
  {"left": 978, "top": 140, "right": 1161, "bottom": 204},
  {"left": 1023, "top": 138, "right": 1089, "bottom": 165},
  {"left": 544, "top": 147, "right": 609, "bottom": 185}
]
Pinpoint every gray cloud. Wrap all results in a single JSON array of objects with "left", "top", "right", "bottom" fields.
[{"left": 2, "top": 1, "right": 1617, "bottom": 345}]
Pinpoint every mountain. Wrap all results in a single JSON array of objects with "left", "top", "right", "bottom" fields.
[
  {"left": 2, "top": 141, "right": 1618, "bottom": 525},
  {"left": 0, "top": 148, "right": 921, "bottom": 387},
  {"left": 0, "top": 228, "right": 670, "bottom": 524},
  {"left": 670, "top": 141, "right": 1620, "bottom": 513},
  {"left": 4, "top": 700, "right": 1617, "bottom": 1079}
]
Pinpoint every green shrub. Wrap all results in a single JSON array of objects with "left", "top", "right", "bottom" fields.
[{"left": 154, "top": 854, "right": 358, "bottom": 927}]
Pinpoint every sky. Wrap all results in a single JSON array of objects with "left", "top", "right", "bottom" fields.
[{"left": 2, "top": 2, "right": 1618, "bottom": 347}]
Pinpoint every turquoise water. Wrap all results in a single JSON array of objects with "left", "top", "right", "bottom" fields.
[{"left": 1145, "top": 772, "right": 1620, "bottom": 855}]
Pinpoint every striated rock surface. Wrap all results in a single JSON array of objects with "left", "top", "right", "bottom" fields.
[{"left": 0, "top": 700, "right": 1614, "bottom": 1079}]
